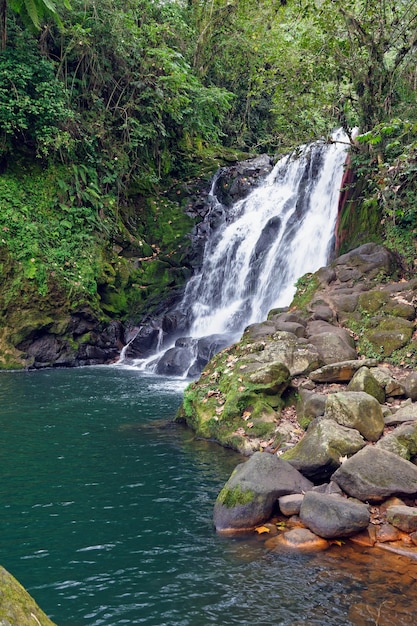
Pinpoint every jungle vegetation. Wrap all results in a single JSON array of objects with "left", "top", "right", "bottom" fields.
[{"left": 1, "top": 0, "right": 417, "bottom": 323}]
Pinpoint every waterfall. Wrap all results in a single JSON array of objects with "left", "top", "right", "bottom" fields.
[{"left": 124, "top": 129, "right": 349, "bottom": 376}]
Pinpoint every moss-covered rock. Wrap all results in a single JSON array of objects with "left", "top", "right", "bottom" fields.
[{"left": 0, "top": 565, "right": 56, "bottom": 625}]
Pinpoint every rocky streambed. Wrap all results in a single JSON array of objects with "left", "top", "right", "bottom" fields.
[{"left": 176, "top": 242, "right": 417, "bottom": 556}]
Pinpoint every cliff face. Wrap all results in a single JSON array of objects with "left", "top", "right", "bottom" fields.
[{"left": 177, "top": 243, "right": 417, "bottom": 454}]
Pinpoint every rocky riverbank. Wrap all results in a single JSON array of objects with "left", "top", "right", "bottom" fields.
[{"left": 176, "top": 242, "right": 417, "bottom": 555}]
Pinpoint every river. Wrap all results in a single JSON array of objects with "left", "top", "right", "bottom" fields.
[{"left": 0, "top": 367, "right": 416, "bottom": 625}]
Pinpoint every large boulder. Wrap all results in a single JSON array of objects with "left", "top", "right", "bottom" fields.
[
  {"left": 332, "top": 446, "right": 417, "bottom": 501},
  {"left": 280, "top": 419, "right": 365, "bottom": 481},
  {"left": 324, "top": 391, "right": 385, "bottom": 441},
  {"left": 213, "top": 452, "right": 313, "bottom": 532},
  {"left": 0, "top": 565, "right": 57, "bottom": 625},
  {"left": 299, "top": 491, "right": 370, "bottom": 538}
]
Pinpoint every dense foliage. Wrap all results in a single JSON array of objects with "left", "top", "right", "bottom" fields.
[{"left": 1, "top": 0, "right": 417, "bottom": 330}]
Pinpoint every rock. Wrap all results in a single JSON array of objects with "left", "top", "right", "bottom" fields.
[
  {"left": 306, "top": 321, "right": 357, "bottom": 364},
  {"left": 371, "top": 367, "right": 405, "bottom": 397},
  {"left": 384, "top": 402, "right": 417, "bottom": 425},
  {"left": 386, "top": 505, "right": 417, "bottom": 533},
  {"left": 278, "top": 494, "right": 304, "bottom": 516},
  {"left": 309, "top": 359, "right": 379, "bottom": 383},
  {"left": 297, "top": 389, "right": 327, "bottom": 422},
  {"left": 213, "top": 452, "right": 313, "bottom": 532},
  {"left": 324, "top": 391, "right": 384, "bottom": 441},
  {"left": 311, "top": 481, "right": 343, "bottom": 496},
  {"left": 404, "top": 372, "right": 417, "bottom": 401},
  {"left": 365, "top": 316, "right": 414, "bottom": 357},
  {"left": 0, "top": 565, "right": 57, "bottom": 625},
  {"left": 299, "top": 491, "right": 370, "bottom": 538},
  {"left": 280, "top": 419, "right": 365, "bottom": 481},
  {"left": 257, "top": 332, "right": 321, "bottom": 376},
  {"left": 376, "top": 422, "right": 417, "bottom": 459},
  {"left": 266, "top": 528, "right": 330, "bottom": 552},
  {"left": 332, "top": 243, "right": 396, "bottom": 282},
  {"left": 332, "top": 447, "right": 417, "bottom": 501},
  {"left": 347, "top": 366, "right": 385, "bottom": 403},
  {"left": 154, "top": 344, "right": 195, "bottom": 376},
  {"left": 240, "top": 361, "right": 291, "bottom": 395},
  {"left": 375, "top": 523, "right": 404, "bottom": 543}
]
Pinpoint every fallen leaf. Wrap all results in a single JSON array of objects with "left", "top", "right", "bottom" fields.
[{"left": 255, "top": 526, "right": 270, "bottom": 534}]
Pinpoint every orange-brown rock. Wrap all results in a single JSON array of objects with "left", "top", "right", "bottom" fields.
[{"left": 266, "top": 528, "right": 330, "bottom": 552}]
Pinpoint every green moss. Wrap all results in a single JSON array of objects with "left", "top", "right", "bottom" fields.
[
  {"left": 0, "top": 565, "right": 57, "bottom": 625},
  {"left": 291, "top": 273, "right": 320, "bottom": 310},
  {"left": 217, "top": 484, "right": 255, "bottom": 508}
]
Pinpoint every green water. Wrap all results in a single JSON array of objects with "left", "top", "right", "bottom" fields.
[{"left": 0, "top": 367, "right": 416, "bottom": 625}]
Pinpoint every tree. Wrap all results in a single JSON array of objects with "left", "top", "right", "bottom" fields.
[{"left": 0, "top": 0, "right": 69, "bottom": 50}]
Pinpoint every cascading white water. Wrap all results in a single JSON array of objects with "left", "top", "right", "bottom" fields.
[
  {"left": 182, "top": 128, "right": 349, "bottom": 340},
  {"left": 120, "top": 129, "right": 350, "bottom": 376}
]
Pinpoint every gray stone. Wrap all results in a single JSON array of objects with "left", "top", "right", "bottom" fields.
[
  {"left": 386, "top": 505, "right": 417, "bottom": 532},
  {"left": 278, "top": 494, "right": 304, "bottom": 516},
  {"left": 300, "top": 491, "right": 370, "bottom": 538},
  {"left": 332, "top": 243, "right": 396, "bottom": 282},
  {"left": 281, "top": 419, "right": 365, "bottom": 481},
  {"left": 371, "top": 367, "right": 405, "bottom": 397},
  {"left": 309, "top": 359, "right": 379, "bottom": 383},
  {"left": 213, "top": 452, "right": 313, "bottom": 532},
  {"left": 306, "top": 321, "right": 357, "bottom": 365},
  {"left": 332, "top": 446, "right": 417, "bottom": 502},
  {"left": 297, "top": 388, "right": 326, "bottom": 421},
  {"left": 404, "top": 372, "right": 417, "bottom": 401},
  {"left": 260, "top": 332, "right": 321, "bottom": 376},
  {"left": 384, "top": 402, "right": 417, "bottom": 425},
  {"left": 324, "top": 391, "right": 384, "bottom": 441},
  {"left": 376, "top": 422, "right": 417, "bottom": 460},
  {"left": 347, "top": 367, "right": 385, "bottom": 403}
]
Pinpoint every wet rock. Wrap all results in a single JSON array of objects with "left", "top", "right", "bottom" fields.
[
  {"left": 281, "top": 419, "right": 365, "bottom": 481},
  {"left": 375, "top": 523, "right": 404, "bottom": 543},
  {"left": 154, "top": 345, "right": 195, "bottom": 376},
  {"left": 347, "top": 367, "right": 385, "bottom": 403},
  {"left": 324, "top": 391, "right": 384, "bottom": 441},
  {"left": 267, "top": 528, "right": 330, "bottom": 552},
  {"left": 309, "top": 359, "right": 379, "bottom": 383},
  {"left": 332, "top": 447, "right": 417, "bottom": 502},
  {"left": 299, "top": 491, "right": 370, "bottom": 538},
  {"left": 386, "top": 505, "right": 417, "bottom": 533},
  {"left": 213, "top": 452, "right": 313, "bottom": 532}
]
